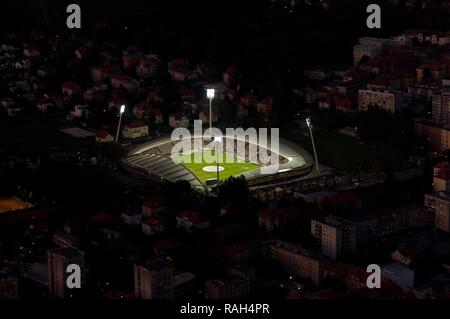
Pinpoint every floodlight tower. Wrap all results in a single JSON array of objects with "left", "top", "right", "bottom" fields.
[
  {"left": 306, "top": 117, "right": 320, "bottom": 174},
  {"left": 115, "top": 104, "right": 125, "bottom": 143},
  {"left": 206, "top": 88, "right": 215, "bottom": 136},
  {"left": 214, "top": 135, "right": 222, "bottom": 195}
]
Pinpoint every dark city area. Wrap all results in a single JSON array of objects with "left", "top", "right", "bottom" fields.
[{"left": 1, "top": 0, "right": 450, "bottom": 314}]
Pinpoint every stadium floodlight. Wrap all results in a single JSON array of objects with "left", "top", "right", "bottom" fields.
[
  {"left": 214, "top": 135, "right": 222, "bottom": 195},
  {"left": 115, "top": 105, "right": 126, "bottom": 143},
  {"left": 206, "top": 88, "right": 215, "bottom": 133},
  {"left": 306, "top": 117, "right": 311, "bottom": 128},
  {"left": 306, "top": 117, "right": 320, "bottom": 173},
  {"left": 207, "top": 88, "right": 215, "bottom": 99}
]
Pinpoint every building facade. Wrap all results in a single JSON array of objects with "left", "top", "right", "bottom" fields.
[
  {"left": 358, "top": 89, "right": 401, "bottom": 113},
  {"left": 48, "top": 247, "right": 85, "bottom": 299},
  {"left": 425, "top": 192, "right": 450, "bottom": 232},
  {"left": 134, "top": 260, "right": 173, "bottom": 299},
  {"left": 311, "top": 215, "right": 356, "bottom": 259}
]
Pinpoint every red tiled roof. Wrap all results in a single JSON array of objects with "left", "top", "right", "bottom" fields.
[
  {"left": 92, "top": 129, "right": 111, "bottom": 139},
  {"left": 63, "top": 81, "right": 81, "bottom": 90},
  {"left": 258, "top": 97, "right": 273, "bottom": 105},
  {"left": 418, "top": 60, "right": 443, "bottom": 71},
  {"left": 147, "top": 90, "right": 160, "bottom": 101},
  {"left": 375, "top": 210, "right": 395, "bottom": 221},
  {"left": 328, "top": 191, "right": 361, "bottom": 206},
  {"left": 436, "top": 170, "right": 450, "bottom": 180},
  {"left": 153, "top": 239, "right": 180, "bottom": 252},
  {"left": 224, "top": 65, "right": 239, "bottom": 77},
  {"left": 334, "top": 95, "right": 354, "bottom": 109},
  {"left": 122, "top": 209, "right": 140, "bottom": 216},
  {"left": 143, "top": 217, "right": 160, "bottom": 226},
  {"left": 258, "top": 207, "right": 297, "bottom": 225},
  {"left": 36, "top": 97, "right": 50, "bottom": 105},
  {"left": 142, "top": 197, "right": 164, "bottom": 209},
  {"left": 170, "top": 111, "right": 186, "bottom": 120},
  {"left": 398, "top": 245, "right": 418, "bottom": 257},
  {"left": 220, "top": 243, "right": 248, "bottom": 258},
  {"left": 325, "top": 262, "right": 368, "bottom": 281},
  {"left": 435, "top": 161, "right": 450, "bottom": 169},
  {"left": 90, "top": 211, "right": 115, "bottom": 224},
  {"left": 111, "top": 73, "right": 135, "bottom": 83},
  {"left": 169, "top": 66, "right": 193, "bottom": 76},
  {"left": 152, "top": 108, "right": 163, "bottom": 117},
  {"left": 177, "top": 210, "right": 201, "bottom": 223},
  {"left": 124, "top": 121, "right": 146, "bottom": 129},
  {"left": 179, "top": 87, "right": 196, "bottom": 99}
]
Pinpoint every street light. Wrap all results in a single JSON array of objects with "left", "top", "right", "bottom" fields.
[
  {"left": 115, "top": 104, "right": 125, "bottom": 143},
  {"left": 206, "top": 88, "right": 215, "bottom": 134},
  {"left": 306, "top": 117, "right": 320, "bottom": 174},
  {"left": 214, "top": 135, "right": 222, "bottom": 195}
]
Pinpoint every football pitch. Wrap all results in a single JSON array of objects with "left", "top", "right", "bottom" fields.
[{"left": 173, "top": 150, "right": 260, "bottom": 184}]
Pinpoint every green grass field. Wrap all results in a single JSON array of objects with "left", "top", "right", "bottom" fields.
[
  {"left": 173, "top": 150, "right": 260, "bottom": 184},
  {"left": 285, "top": 129, "right": 403, "bottom": 173}
]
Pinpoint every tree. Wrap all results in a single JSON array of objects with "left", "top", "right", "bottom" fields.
[{"left": 98, "top": 142, "right": 129, "bottom": 168}]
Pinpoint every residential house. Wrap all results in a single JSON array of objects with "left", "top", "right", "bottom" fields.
[
  {"left": 195, "top": 62, "right": 216, "bottom": 79},
  {"left": 176, "top": 211, "right": 210, "bottom": 233},
  {"left": 168, "top": 67, "right": 198, "bottom": 82},
  {"left": 179, "top": 87, "right": 197, "bottom": 102},
  {"left": 256, "top": 97, "right": 273, "bottom": 121},
  {"left": 136, "top": 54, "right": 160, "bottom": 78},
  {"left": 93, "top": 129, "right": 114, "bottom": 143},
  {"left": 381, "top": 262, "right": 414, "bottom": 289},
  {"left": 75, "top": 46, "right": 89, "bottom": 60},
  {"left": 121, "top": 209, "right": 142, "bottom": 225},
  {"left": 257, "top": 207, "right": 297, "bottom": 232},
  {"left": 324, "top": 262, "right": 369, "bottom": 291},
  {"left": 416, "top": 60, "right": 446, "bottom": 82},
  {"left": 70, "top": 104, "right": 89, "bottom": 118},
  {"left": 205, "top": 276, "right": 250, "bottom": 299},
  {"left": 133, "top": 101, "right": 152, "bottom": 120},
  {"left": 198, "top": 108, "right": 218, "bottom": 125},
  {"left": 169, "top": 112, "right": 189, "bottom": 128},
  {"left": 223, "top": 65, "right": 240, "bottom": 87},
  {"left": 433, "top": 162, "right": 450, "bottom": 192},
  {"left": 36, "top": 96, "right": 53, "bottom": 112},
  {"left": 152, "top": 109, "right": 164, "bottom": 124},
  {"left": 62, "top": 81, "right": 81, "bottom": 97},
  {"left": 23, "top": 45, "right": 40, "bottom": 58},
  {"left": 240, "top": 93, "right": 258, "bottom": 108},
  {"left": 122, "top": 121, "right": 149, "bottom": 140},
  {"left": 90, "top": 67, "right": 105, "bottom": 83},
  {"left": 142, "top": 218, "right": 165, "bottom": 236},
  {"left": 111, "top": 73, "right": 139, "bottom": 94},
  {"left": 122, "top": 47, "right": 143, "bottom": 70},
  {"left": 142, "top": 197, "right": 165, "bottom": 217},
  {"left": 147, "top": 89, "right": 163, "bottom": 103},
  {"left": 108, "top": 89, "right": 127, "bottom": 109},
  {"left": 264, "top": 240, "right": 325, "bottom": 285}
]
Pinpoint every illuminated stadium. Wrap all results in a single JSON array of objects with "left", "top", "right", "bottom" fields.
[{"left": 123, "top": 134, "right": 314, "bottom": 191}]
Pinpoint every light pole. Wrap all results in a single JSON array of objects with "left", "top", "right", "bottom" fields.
[
  {"left": 214, "top": 135, "right": 222, "bottom": 195},
  {"left": 206, "top": 88, "right": 215, "bottom": 136},
  {"left": 115, "top": 104, "right": 125, "bottom": 143},
  {"left": 306, "top": 117, "right": 320, "bottom": 174}
]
